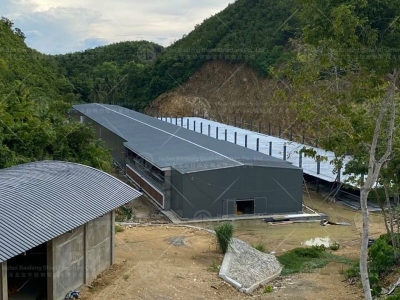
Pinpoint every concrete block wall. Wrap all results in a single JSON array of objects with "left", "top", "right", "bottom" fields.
[
  {"left": 86, "top": 212, "right": 112, "bottom": 281},
  {"left": 48, "top": 212, "right": 114, "bottom": 300}
]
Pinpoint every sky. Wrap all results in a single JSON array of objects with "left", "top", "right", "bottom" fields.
[{"left": 3, "top": 0, "right": 234, "bottom": 54}]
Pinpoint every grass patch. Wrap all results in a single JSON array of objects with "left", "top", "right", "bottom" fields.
[
  {"left": 208, "top": 262, "right": 220, "bottom": 272},
  {"left": 277, "top": 247, "right": 353, "bottom": 276},
  {"left": 123, "top": 274, "right": 130, "bottom": 280},
  {"left": 214, "top": 222, "right": 234, "bottom": 254},
  {"left": 252, "top": 242, "right": 267, "bottom": 253},
  {"left": 264, "top": 285, "right": 273, "bottom": 293},
  {"left": 115, "top": 225, "right": 124, "bottom": 233}
]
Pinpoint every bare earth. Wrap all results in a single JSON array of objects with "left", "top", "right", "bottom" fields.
[{"left": 80, "top": 191, "right": 385, "bottom": 300}]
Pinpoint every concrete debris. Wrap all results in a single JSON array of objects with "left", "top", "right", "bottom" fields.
[{"left": 220, "top": 238, "right": 282, "bottom": 293}]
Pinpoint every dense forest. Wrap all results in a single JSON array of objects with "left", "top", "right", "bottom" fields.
[
  {"left": 54, "top": 0, "right": 299, "bottom": 110},
  {"left": 0, "top": 17, "right": 112, "bottom": 171}
]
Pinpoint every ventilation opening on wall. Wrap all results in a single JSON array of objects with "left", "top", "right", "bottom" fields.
[{"left": 236, "top": 199, "right": 255, "bottom": 215}]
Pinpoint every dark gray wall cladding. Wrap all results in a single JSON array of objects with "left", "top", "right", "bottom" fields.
[
  {"left": 178, "top": 166, "right": 303, "bottom": 219},
  {"left": 0, "top": 161, "right": 141, "bottom": 263}
]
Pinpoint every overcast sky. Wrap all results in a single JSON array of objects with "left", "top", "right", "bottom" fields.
[{"left": 3, "top": 0, "right": 234, "bottom": 54}]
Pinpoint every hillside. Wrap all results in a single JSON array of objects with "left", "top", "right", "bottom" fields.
[
  {"left": 145, "top": 60, "right": 297, "bottom": 137},
  {"left": 0, "top": 18, "right": 112, "bottom": 170},
  {"left": 55, "top": 0, "right": 299, "bottom": 110}
]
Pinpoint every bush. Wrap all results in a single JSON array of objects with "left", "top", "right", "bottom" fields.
[
  {"left": 368, "top": 236, "right": 396, "bottom": 276},
  {"left": 329, "top": 242, "right": 340, "bottom": 251},
  {"left": 214, "top": 222, "right": 234, "bottom": 254},
  {"left": 345, "top": 262, "right": 360, "bottom": 279},
  {"left": 252, "top": 242, "right": 267, "bottom": 253},
  {"left": 115, "top": 225, "right": 125, "bottom": 233},
  {"left": 264, "top": 285, "right": 273, "bottom": 293}
]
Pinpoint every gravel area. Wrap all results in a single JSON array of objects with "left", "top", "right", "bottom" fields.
[{"left": 227, "top": 238, "right": 282, "bottom": 289}]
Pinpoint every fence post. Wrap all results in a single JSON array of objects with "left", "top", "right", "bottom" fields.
[
  {"left": 194, "top": 120, "right": 196, "bottom": 132},
  {"left": 315, "top": 139, "right": 318, "bottom": 148},
  {"left": 175, "top": 117, "right": 178, "bottom": 125},
  {"left": 269, "top": 141, "right": 272, "bottom": 156},
  {"left": 208, "top": 124, "right": 211, "bottom": 136},
  {"left": 181, "top": 118, "right": 183, "bottom": 127},
  {"left": 279, "top": 126, "right": 282, "bottom": 138},
  {"left": 256, "top": 138, "right": 259, "bottom": 151},
  {"left": 200, "top": 122, "right": 203, "bottom": 134},
  {"left": 245, "top": 135, "right": 248, "bottom": 148},
  {"left": 302, "top": 133, "right": 305, "bottom": 144},
  {"left": 268, "top": 124, "right": 271, "bottom": 135},
  {"left": 259, "top": 122, "right": 261, "bottom": 133},
  {"left": 170, "top": 116, "right": 172, "bottom": 123},
  {"left": 186, "top": 119, "right": 189, "bottom": 129},
  {"left": 250, "top": 120, "right": 253, "bottom": 131},
  {"left": 317, "top": 160, "right": 321, "bottom": 174},
  {"left": 216, "top": 127, "right": 219, "bottom": 139},
  {"left": 234, "top": 117, "right": 237, "bottom": 127},
  {"left": 234, "top": 132, "right": 237, "bottom": 144},
  {"left": 225, "top": 129, "right": 227, "bottom": 141},
  {"left": 241, "top": 118, "right": 244, "bottom": 128},
  {"left": 299, "top": 152, "right": 303, "bottom": 168},
  {"left": 283, "top": 144, "right": 287, "bottom": 161}
]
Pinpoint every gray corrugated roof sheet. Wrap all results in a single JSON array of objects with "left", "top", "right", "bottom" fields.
[
  {"left": 73, "top": 103, "right": 300, "bottom": 173},
  {"left": 0, "top": 160, "right": 141, "bottom": 263}
]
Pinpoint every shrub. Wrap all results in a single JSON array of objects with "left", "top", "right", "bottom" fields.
[
  {"left": 115, "top": 225, "right": 124, "bottom": 233},
  {"left": 264, "top": 285, "right": 273, "bottom": 293},
  {"left": 345, "top": 262, "right": 360, "bottom": 279},
  {"left": 214, "top": 222, "right": 234, "bottom": 254},
  {"left": 329, "top": 242, "right": 340, "bottom": 251},
  {"left": 252, "top": 242, "right": 267, "bottom": 253},
  {"left": 368, "top": 236, "right": 395, "bottom": 276}
]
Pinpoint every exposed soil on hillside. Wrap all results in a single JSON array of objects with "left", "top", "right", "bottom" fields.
[
  {"left": 145, "top": 61, "right": 300, "bottom": 139},
  {"left": 79, "top": 191, "right": 388, "bottom": 300}
]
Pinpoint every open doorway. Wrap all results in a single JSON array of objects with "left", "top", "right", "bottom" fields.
[
  {"left": 236, "top": 199, "right": 255, "bottom": 215},
  {"left": 7, "top": 242, "right": 48, "bottom": 300}
]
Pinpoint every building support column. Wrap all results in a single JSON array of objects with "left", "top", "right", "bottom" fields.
[
  {"left": 111, "top": 211, "right": 115, "bottom": 265},
  {"left": 84, "top": 223, "right": 89, "bottom": 284},
  {"left": 163, "top": 168, "right": 172, "bottom": 211},
  {"left": 0, "top": 261, "right": 7, "bottom": 300},
  {"left": 46, "top": 240, "right": 54, "bottom": 300}
]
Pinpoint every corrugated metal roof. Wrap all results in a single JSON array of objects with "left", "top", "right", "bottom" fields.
[
  {"left": 0, "top": 160, "right": 142, "bottom": 263},
  {"left": 73, "top": 103, "right": 299, "bottom": 173}
]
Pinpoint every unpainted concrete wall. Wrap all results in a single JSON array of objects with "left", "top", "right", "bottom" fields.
[
  {"left": 86, "top": 212, "right": 112, "bottom": 281},
  {"left": 50, "top": 212, "right": 112, "bottom": 300},
  {"left": 52, "top": 226, "right": 84, "bottom": 300}
]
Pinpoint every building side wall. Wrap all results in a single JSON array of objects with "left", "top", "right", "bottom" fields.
[
  {"left": 52, "top": 226, "right": 85, "bottom": 300},
  {"left": 178, "top": 166, "right": 303, "bottom": 219},
  {"left": 170, "top": 169, "right": 184, "bottom": 217},
  {"left": 86, "top": 212, "right": 112, "bottom": 282},
  {"left": 51, "top": 213, "right": 112, "bottom": 300},
  {"left": 73, "top": 110, "right": 126, "bottom": 167}
]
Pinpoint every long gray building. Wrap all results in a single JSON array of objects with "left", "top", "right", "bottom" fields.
[
  {"left": 0, "top": 161, "right": 141, "bottom": 300},
  {"left": 72, "top": 103, "right": 303, "bottom": 220}
]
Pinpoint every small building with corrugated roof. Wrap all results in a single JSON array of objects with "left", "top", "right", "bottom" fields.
[
  {"left": 0, "top": 160, "right": 141, "bottom": 300},
  {"left": 72, "top": 103, "right": 303, "bottom": 220}
]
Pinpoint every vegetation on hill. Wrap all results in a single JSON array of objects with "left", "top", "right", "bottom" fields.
[
  {"left": 0, "top": 18, "right": 112, "bottom": 171},
  {"left": 54, "top": 0, "right": 299, "bottom": 110}
]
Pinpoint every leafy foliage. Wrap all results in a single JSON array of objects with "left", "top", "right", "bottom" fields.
[
  {"left": 214, "top": 222, "right": 234, "bottom": 254},
  {"left": 0, "top": 18, "right": 112, "bottom": 171},
  {"left": 54, "top": 0, "right": 299, "bottom": 110}
]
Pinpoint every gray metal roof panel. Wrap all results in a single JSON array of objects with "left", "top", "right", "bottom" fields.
[
  {"left": 0, "top": 160, "right": 142, "bottom": 263},
  {"left": 73, "top": 103, "right": 299, "bottom": 173}
]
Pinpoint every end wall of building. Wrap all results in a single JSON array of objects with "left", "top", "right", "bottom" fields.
[{"left": 49, "top": 212, "right": 114, "bottom": 300}]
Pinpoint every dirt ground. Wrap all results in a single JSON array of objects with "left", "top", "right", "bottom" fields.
[{"left": 80, "top": 191, "right": 387, "bottom": 300}]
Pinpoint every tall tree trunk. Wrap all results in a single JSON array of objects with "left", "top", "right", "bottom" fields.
[{"left": 359, "top": 70, "right": 398, "bottom": 300}]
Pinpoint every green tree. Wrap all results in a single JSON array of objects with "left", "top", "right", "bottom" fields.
[{"left": 273, "top": 1, "right": 400, "bottom": 298}]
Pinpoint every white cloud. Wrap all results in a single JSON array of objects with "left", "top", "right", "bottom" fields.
[{"left": 2, "top": 0, "right": 234, "bottom": 54}]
